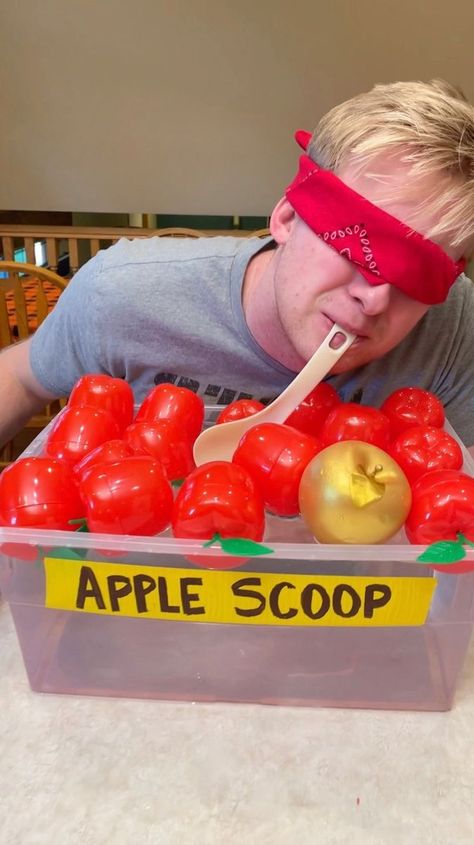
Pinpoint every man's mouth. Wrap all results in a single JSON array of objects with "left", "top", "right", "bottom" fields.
[
  {"left": 322, "top": 313, "right": 365, "bottom": 345},
  {"left": 329, "top": 329, "right": 349, "bottom": 350}
]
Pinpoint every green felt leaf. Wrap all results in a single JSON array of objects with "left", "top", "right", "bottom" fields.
[
  {"left": 202, "top": 533, "right": 273, "bottom": 556},
  {"left": 417, "top": 541, "right": 466, "bottom": 564},
  {"left": 46, "top": 546, "right": 86, "bottom": 561},
  {"left": 202, "top": 533, "right": 221, "bottom": 548},
  {"left": 219, "top": 538, "right": 274, "bottom": 556},
  {"left": 172, "top": 478, "right": 185, "bottom": 488}
]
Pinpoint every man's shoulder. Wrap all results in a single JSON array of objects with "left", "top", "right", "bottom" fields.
[
  {"left": 454, "top": 271, "right": 472, "bottom": 290},
  {"left": 449, "top": 273, "right": 474, "bottom": 305},
  {"left": 99, "top": 234, "right": 254, "bottom": 271},
  {"left": 426, "top": 273, "right": 474, "bottom": 326}
]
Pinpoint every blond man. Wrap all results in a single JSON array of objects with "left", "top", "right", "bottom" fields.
[{"left": 1, "top": 79, "right": 473, "bottom": 450}]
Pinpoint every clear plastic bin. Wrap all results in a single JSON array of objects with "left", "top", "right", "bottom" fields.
[{"left": 1, "top": 410, "right": 474, "bottom": 712}]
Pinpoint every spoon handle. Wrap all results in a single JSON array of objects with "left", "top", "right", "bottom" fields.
[
  {"left": 193, "top": 324, "right": 355, "bottom": 466},
  {"left": 267, "top": 324, "right": 355, "bottom": 423}
]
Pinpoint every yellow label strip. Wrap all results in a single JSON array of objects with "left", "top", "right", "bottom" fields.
[{"left": 44, "top": 558, "right": 436, "bottom": 627}]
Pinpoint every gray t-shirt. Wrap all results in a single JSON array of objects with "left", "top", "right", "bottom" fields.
[{"left": 30, "top": 235, "right": 474, "bottom": 445}]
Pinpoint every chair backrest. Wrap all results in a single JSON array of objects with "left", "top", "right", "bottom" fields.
[
  {"left": 155, "top": 227, "right": 207, "bottom": 238},
  {"left": 0, "top": 261, "right": 67, "bottom": 349},
  {"left": 250, "top": 227, "right": 271, "bottom": 238}
]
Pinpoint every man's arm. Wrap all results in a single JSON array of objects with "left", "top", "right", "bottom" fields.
[{"left": 0, "top": 339, "right": 60, "bottom": 448}]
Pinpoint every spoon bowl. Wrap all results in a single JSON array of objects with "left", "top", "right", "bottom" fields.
[{"left": 193, "top": 323, "right": 355, "bottom": 465}]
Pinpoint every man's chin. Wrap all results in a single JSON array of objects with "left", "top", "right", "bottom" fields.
[
  {"left": 330, "top": 345, "right": 381, "bottom": 374},
  {"left": 330, "top": 359, "right": 357, "bottom": 375},
  {"left": 297, "top": 335, "right": 375, "bottom": 375},
  {"left": 326, "top": 344, "right": 365, "bottom": 374}
]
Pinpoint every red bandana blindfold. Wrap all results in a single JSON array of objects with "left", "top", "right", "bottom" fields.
[{"left": 285, "top": 130, "right": 465, "bottom": 305}]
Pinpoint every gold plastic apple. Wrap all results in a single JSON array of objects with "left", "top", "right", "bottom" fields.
[{"left": 298, "top": 440, "right": 412, "bottom": 544}]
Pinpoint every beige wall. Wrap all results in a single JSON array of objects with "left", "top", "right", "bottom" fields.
[{"left": 1, "top": 0, "right": 473, "bottom": 215}]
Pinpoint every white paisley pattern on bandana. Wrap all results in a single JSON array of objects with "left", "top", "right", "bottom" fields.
[{"left": 317, "top": 223, "right": 381, "bottom": 276}]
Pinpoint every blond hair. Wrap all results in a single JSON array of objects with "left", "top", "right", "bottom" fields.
[{"left": 308, "top": 80, "right": 474, "bottom": 254}]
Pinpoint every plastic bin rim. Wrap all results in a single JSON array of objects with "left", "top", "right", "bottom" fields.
[{"left": 0, "top": 524, "right": 470, "bottom": 565}]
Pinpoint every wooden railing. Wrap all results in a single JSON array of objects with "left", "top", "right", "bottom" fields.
[
  {"left": 3, "top": 224, "right": 469, "bottom": 286},
  {"left": 0, "top": 225, "right": 270, "bottom": 277}
]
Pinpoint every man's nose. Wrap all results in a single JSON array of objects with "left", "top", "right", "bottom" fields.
[{"left": 347, "top": 275, "right": 392, "bottom": 315}]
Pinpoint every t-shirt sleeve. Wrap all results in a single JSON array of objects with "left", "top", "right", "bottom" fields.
[
  {"left": 436, "top": 277, "right": 474, "bottom": 447},
  {"left": 29, "top": 253, "right": 107, "bottom": 396}
]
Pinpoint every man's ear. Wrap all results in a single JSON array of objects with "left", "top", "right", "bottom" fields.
[{"left": 269, "top": 198, "right": 296, "bottom": 245}]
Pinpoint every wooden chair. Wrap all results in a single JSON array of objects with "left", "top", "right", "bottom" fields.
[
  {"left": 155, "top": 227, "right": 206, "bottom": 238},
  {"left": 0, "top": 261, "right": 67, "bottom": 343},
  {"left": 250, "top": 227, "right": 271, "bottom": 238},
  {"left": 0, "top": 261, "right": 68, "bottom": 469}
]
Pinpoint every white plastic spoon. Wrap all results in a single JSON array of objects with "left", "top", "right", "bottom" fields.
[{"left": 193, "top": 323, "right": 355, "bottom": 466}]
